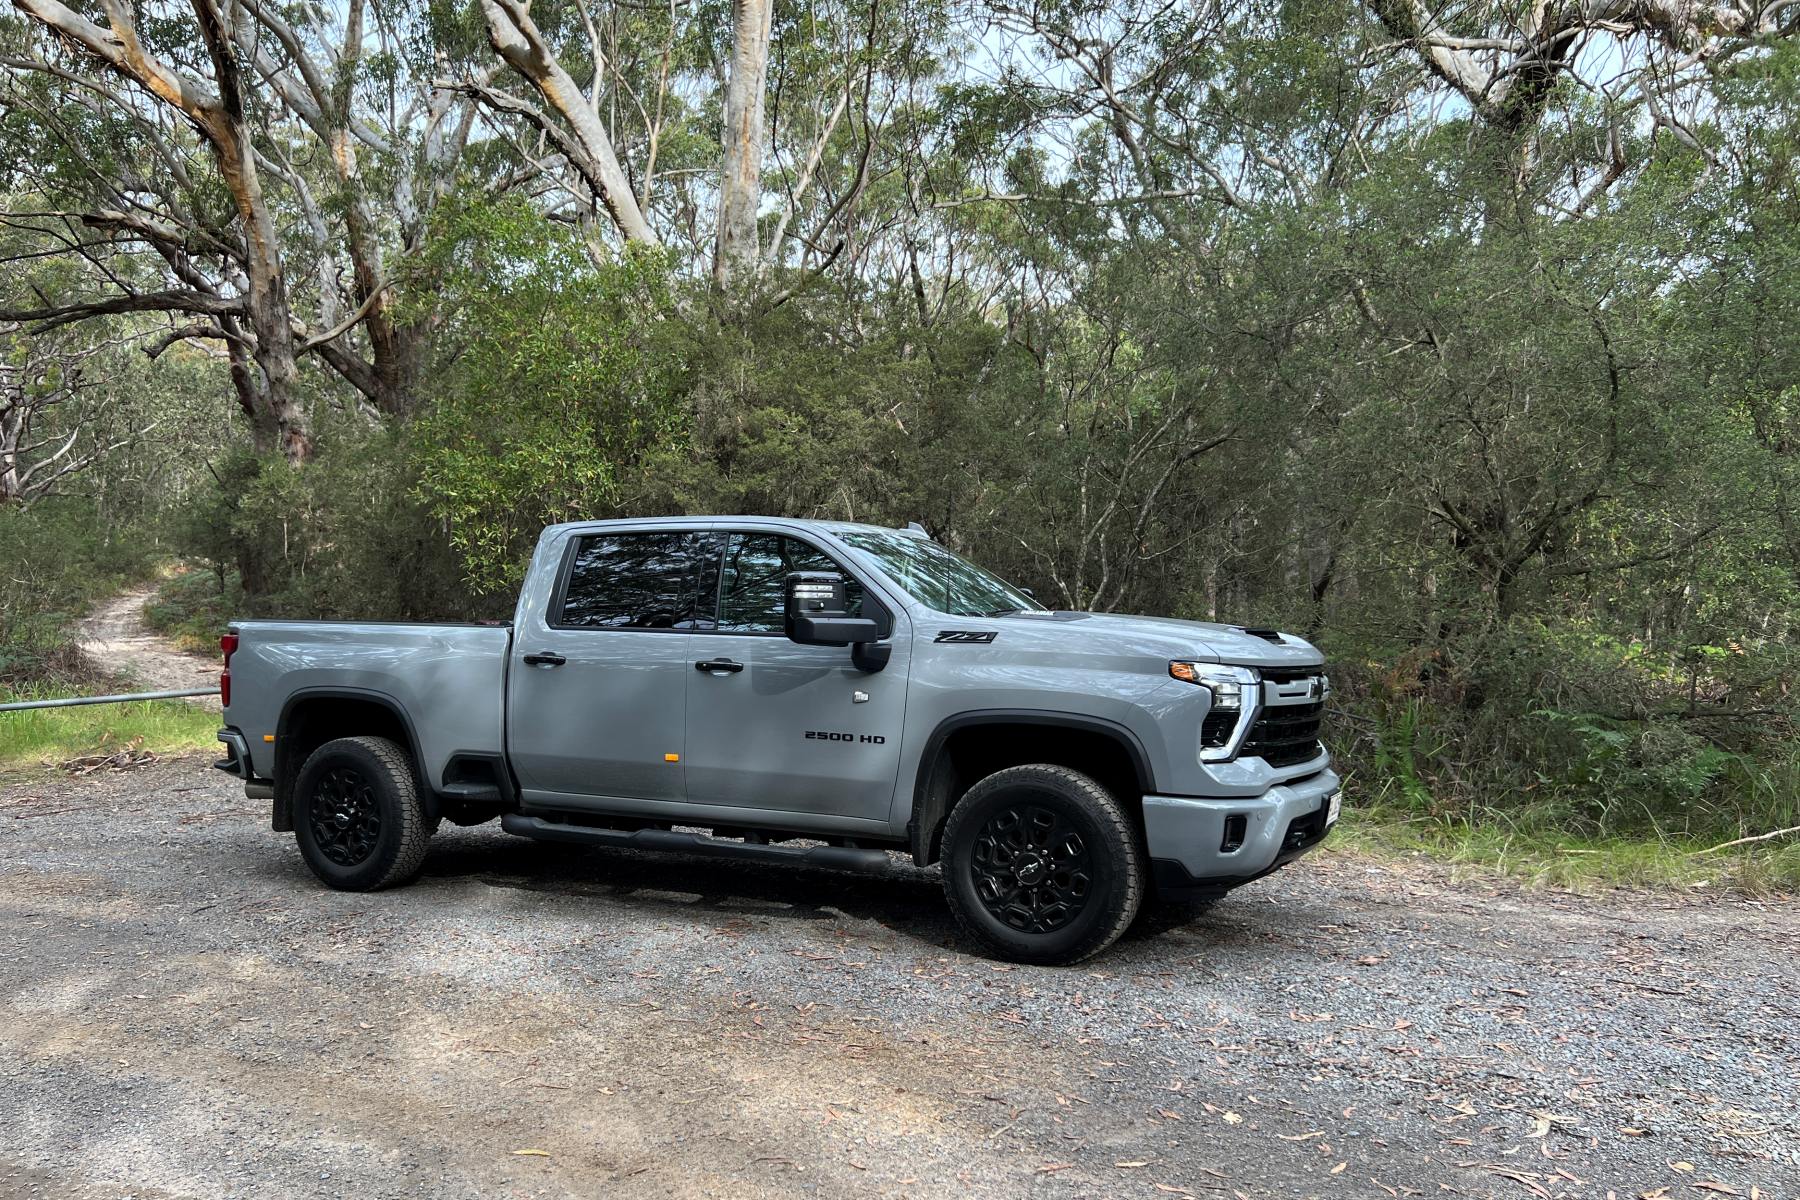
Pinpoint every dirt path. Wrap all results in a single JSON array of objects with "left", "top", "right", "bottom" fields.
[
  {"left": 77, "top": 586, "right": 220, "bottom": 710},
  {"left": 1, "top": 760, "right": 1795, "bottom": 1200}
]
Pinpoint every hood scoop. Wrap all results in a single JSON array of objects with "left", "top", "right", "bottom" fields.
[{"left": 1233, "top": 626, "right": 1287, "bottom": 645}]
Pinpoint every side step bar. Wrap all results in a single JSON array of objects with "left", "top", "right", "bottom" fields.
[{"left": 500, "top": 814, "right": 899, "bottom": 874}]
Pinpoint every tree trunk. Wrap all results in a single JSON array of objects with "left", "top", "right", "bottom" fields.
[
  {"left": 192, "top": 0, "right": 312, "bottom": 462},
  {"left": 327, "top": 0, "right": 416, "bottom": 418},
  {"left": 478, "top": 0, "right": 660, "bottom": 248},
  {"left": 0, "top": 403, "right": 22, "bottom": 503},
  {"left": 714, "top": 0, "right": 772, "bottom": 288}
]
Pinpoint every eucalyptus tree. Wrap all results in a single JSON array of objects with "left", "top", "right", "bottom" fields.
[
  {"left": 1, "top": 0, "right": 478, "bottom": 457},
  {"left": 461, "top": 0, "right": 959, "bottom": 291}
]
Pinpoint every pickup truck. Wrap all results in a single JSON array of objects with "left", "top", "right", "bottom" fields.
[{"left": 215, "top": 516, "right": 1340, "bottom": 964}]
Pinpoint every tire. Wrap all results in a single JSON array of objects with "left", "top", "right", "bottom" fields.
[
  {"left": 292, "top": 735, "right": 433, "bottom": 891},
  {"left": 940, "top": 764, "right": 1144, "bottom": 965}
]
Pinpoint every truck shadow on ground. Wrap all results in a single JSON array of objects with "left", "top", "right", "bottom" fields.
[
  {"left": 411, "top": 827, "right": 1266, "bottom": 961},
  {"left": 423, "top": 830, "right": 959, "bottom": 940}
]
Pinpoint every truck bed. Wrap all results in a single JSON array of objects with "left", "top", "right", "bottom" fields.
[{"left": 223, "top": 620, "right": 511, "bottom": 786}]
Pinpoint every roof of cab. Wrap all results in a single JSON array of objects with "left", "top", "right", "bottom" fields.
[{"left": 543, "top": 515, "right": 929, "bottom": 539}]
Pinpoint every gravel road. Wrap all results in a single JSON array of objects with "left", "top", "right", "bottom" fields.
[{"left": 1, "top": 759, "right": 1794, "bottom": 1200}]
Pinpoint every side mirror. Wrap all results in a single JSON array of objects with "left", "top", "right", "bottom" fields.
[{"left": 785, "top": 571, "right": 882, "bottom": 647}]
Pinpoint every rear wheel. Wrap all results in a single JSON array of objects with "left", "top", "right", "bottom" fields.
[
  {"left": 292, "top": 735, "right": 432, "bottom": 891},
  {"left": 940, "top": 764, "right": 1143, "bottom": 965}
]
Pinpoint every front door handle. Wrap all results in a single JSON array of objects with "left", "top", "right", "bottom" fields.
[
  {"left": 523, "top": 651, "right": 567, "bottom": 667},
  {"left": 695, "top": 658, "right": 744, "bottom": 674}
]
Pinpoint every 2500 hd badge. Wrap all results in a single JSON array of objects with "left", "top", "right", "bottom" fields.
[{"left": 805, "top": 730, "right": 887, "bottom": 744}]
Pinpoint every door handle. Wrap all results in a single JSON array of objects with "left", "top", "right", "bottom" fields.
[
  {"left": 523, "top": 651, "right": 567, "bottom": 667},
  {"left": 695, "top": 658, "right": 744, "bottom": 674}
]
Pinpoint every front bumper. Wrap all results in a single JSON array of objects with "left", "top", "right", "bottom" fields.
[{"left": 1141, "top": 767, "right": 1340, "bottom": 899}]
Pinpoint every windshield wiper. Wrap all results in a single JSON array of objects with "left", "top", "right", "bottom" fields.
[{"left": 980, "top": 607, "right": 1024, "bottom": 617}]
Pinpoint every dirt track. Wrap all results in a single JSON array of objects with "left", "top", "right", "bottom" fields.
[
  {"left": 2, "top": 760, "right": 1795, "bottom": 1199},
  {"left": 75, "top": 586, "right": 220, "bottom": 709}
]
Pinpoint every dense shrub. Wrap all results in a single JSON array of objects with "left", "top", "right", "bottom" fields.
[{"left": 172, "top": 424, "right": 496, "bottom": 624}]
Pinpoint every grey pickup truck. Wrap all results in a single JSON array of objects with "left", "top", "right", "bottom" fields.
[{"left": 215, "top": 517, "right": 1340, "bottom": 964}]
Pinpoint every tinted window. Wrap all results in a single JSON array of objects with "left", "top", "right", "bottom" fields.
[
  {"left": 716, "top": 533, "right": 863, "bottom": 633},
  {"left": 558, "top": 532, "right": 698, "bottom": 629}
]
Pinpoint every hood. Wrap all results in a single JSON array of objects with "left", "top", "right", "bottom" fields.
[{"left": 994, "top": 609, "right": 1325, "bottom": 669}]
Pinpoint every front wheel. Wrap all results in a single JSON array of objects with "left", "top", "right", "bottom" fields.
[
  {"left": 940, "top": 764, "right": 1144, "bottom": 965},
  {"left": 292, "top": 735, "right": 433, "bottom": 891}
]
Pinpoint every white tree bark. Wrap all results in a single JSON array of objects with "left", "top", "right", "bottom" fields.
[
  {"left": 1365, "top": 0, "right": 1788, "bottom": 129},
  {"left": 714, "top": 0, "right": 773, "bottom": 287},
  {"left": 477, "top": 0, "right": 659, "bottom": 247}
]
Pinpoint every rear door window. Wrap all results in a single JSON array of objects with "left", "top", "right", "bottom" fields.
[{"left": 556, "top": 531, "right": 702, "bottom": 629}]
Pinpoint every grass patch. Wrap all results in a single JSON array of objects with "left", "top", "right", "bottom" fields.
[
  {"left": 0, "top": 694, "right": 219, "bottom": 773},
  {"left": 1335, "top": 802, "right": 1800, "bottom": 895},
  {"left": 143, "top": 567, "right": 241, "bottom": 654}
]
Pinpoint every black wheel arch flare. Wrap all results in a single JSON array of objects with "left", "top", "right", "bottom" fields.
[
  {"left": 272, "top": 687, "right": 430, "bottom": 832},
  {"left": 907, "top": 709, "right": 1156, "bottom": 867}
]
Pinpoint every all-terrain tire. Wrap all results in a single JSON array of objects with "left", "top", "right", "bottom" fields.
[
  {"left": 940, "top": 764, "right": 1144, "bottom": 965},
  {"left": 292, "top": 735, "right": 432, "bottom": 891}
]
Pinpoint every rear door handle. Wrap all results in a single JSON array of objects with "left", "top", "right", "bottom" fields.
[
  {"left": 695, "top": 659, "right": 744, "bottom": 674},
  {"left": 523, "top": 651, "right": 567, "bottom": 667}
]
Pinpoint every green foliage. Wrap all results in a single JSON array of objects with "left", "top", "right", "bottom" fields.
[
  {"left": 1326, "top": 617, "right": 1800, "bottom": 863},
  {"left": 142, "top": 568, "right": 243, "bottom": 654},
  {"left": 174, "top": 426, "right": 487, "bottom": 622},
  {"left": 5, "top": 0, "right": 1800, "bottom": 888},
  {"left": 1332, "top": 803, "right": 1800, "bottom": 894},
  {"left": 406, "top": 199, "right": 687, "bottom": 591}
]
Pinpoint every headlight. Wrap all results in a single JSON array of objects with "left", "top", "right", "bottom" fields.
[{"left": 1169, "top": 662, "right": 1261, "bottom": 762}]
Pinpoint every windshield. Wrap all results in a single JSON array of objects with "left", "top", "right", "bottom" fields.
[{"left": 837, "top": 530, "right": 1045, "bottom": 617}]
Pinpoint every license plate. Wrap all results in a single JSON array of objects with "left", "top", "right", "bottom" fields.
[{"left": 1326, "top": 789, "right": 1342, "bottom": 826}]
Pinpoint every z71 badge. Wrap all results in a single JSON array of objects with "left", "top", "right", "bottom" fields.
[{"left": 934, "top": 630, "right": 998, "bottom": 644}]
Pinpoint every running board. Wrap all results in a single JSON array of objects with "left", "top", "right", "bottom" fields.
[{"left": 500, "top": 814, "right": 900, "bottom": 874}]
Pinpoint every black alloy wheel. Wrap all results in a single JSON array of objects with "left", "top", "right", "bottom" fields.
[
  {"left": 308, "top": 766, "right": 383, "bottom": 867},
  {"left": 969, "top": 801, "right": 1094, "bottom": 934}
]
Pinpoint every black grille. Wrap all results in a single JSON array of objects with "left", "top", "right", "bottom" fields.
[
  {"left": 1258, "top": 666, "right": 1316, "bottom": 685},
  {"left": 1242, "top": 699, "right": 1325, "bottom": 767}
]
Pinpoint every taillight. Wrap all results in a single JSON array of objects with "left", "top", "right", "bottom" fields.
[{"left": 220, "top": 632, "right": 238, "bottom": 708}]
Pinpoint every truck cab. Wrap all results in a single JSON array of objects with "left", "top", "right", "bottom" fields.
[{"left": 217, "top": 517, "right": 1340, "bottom": 964}]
